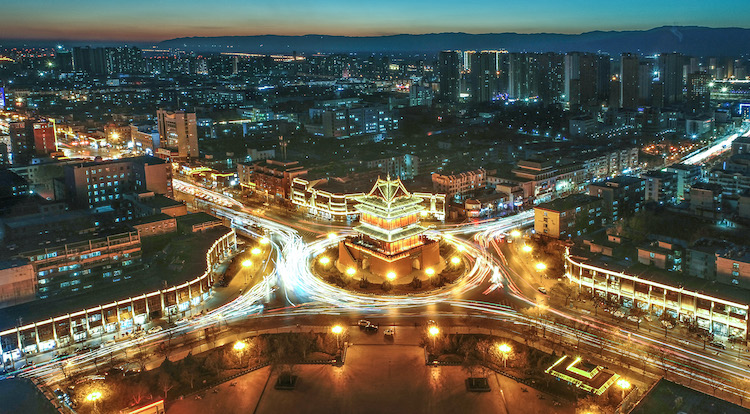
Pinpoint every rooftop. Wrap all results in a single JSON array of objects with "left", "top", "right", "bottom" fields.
[
  {"left": 629, "top": 378, "right": 749, "bottom": 414},
  {"left": 536, "top": 193, "right": 600, "bottom": 212},
  {"left": 0, "top": 226, "right": 232, "bottom": 331}
]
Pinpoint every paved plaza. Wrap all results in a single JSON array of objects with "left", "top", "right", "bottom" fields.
[{"left": 166, "top": 327, "right": 572, "bottom": 414}]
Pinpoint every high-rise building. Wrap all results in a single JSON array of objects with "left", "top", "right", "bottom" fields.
[
  {"left": 536, "top": 52, "right": 565, "bottom": 104},
  {"left": 470, "top": 51, "right": 500, "bottom": 102},
  {"left": 596, "top": 55, "right": 612, "bottom": 102},
  {"left": 509, "top": 53, "right": 537, "bottom": 99},
  {"left": 156, "top": 109, "right": 199, "bottom": 160},
  {"left": 658, "top": 53, "right": 686, "bottom": 106},
  {"left": 438, "top": 51, "right": 461, "bottom": 103},
  {"left": 620, "top": 53, "right": 640, "bottom": 109},
  {"left": 638, "top": 61, "right": 654, "bottom": 105},
  {"left": 686, "top": 71, "right": 711, "bottom": 115},
  {"left": 564, "top": 52, "right": 598, "bottom": 107}
]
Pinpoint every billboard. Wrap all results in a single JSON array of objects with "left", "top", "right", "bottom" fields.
[{"left": 0, "top": 87, "right": 5, "bottom": 108}]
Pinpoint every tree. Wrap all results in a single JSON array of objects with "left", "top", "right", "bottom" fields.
[
  {"left": 157, "top": 371, "right": 174, "bottom": 401},
  {"left": 128, "top": 382, "right": 149, "bottom": 406}
]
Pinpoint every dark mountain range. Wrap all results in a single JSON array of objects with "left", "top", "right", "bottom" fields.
[{"left": 158, "top": 26, "right": 750, "bottom": 56}]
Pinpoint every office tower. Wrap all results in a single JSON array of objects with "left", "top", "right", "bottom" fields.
[
  {"left": 438, "top": 51, "right": 461, "bottom": 103},
  {"left": 535, "top": 52, "right": 565, "bottom": 104},
  {"left": 157, "top": 109, "right": 199, "bottom": 160},
  {"left": 470, "top": 51, "right": 499, "bottom": 102},
  {"left": 620, "top": 53, "right": 640, "bottom": 109},
  {"left": 658, "top": 53, "right": 686, "bottom": 106},
  {"left": 508, "top": 53, "right": 537, "bottom": 99},
  {"left": 686, "top": 71, "right": 711, "bottom": 115}
]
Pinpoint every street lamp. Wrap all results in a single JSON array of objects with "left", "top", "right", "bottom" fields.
[
  {"left": 497, "top": 343, "right": 512, "bottom": 368},
  {"left": 234, "top": 340, "right": 247, "bottom": 366},
  {"left": 425, "top": 267, "right": 435, "bottom": 277},
  {"left": 332, "top": 325, "right": 343, "bottom": 349},
  {"left": 510, "top": 230, "right": 521, "bottom": 238},
  {"left": 522, "top": 245, "right": 532, "bottom": 253},
  {"left": 346, "top": 267, "right": 356, "bottom": 276},
  {"left": 535, "top": 262, "right": 547, "bottom": 271},
  {"left": 451, "top": 256, "right": 461, "bottom": 265},
  {"left": 617, "top": 378, "right": 631, "bottom": 398},
  {"left": 428, "top": 326, "right": 439, "bottom": 348},
  {"left": 251, "top": 247, "right": 262, "bottom": 255},
  {"left": 386, "top": 272, "right": 396, "bottom": 281},
  {"left": 242, "top": 260, "right": 253, "bottom": 267},
  {"left": 86, "top": 391, "right": 102, "bottom": 414},
  {"left": 319, "top": 256, "right": 330, "bottom": 265},
  {"left": 259, "top": 237, "right": 270, "bottom": 245},
  {"left": 456, "top": 244, "right": 466, "bottom": 252},
  {"left": 327, "top": 233, "right": 337, "bottom": 240}
]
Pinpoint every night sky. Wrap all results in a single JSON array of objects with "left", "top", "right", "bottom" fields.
[{"left": 4, "top": 0, "right": 750, "bottom": 42}]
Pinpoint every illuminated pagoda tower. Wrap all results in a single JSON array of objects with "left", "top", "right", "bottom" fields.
[{"left": 338, "top": 176, "right": 440, "bottom": 280}]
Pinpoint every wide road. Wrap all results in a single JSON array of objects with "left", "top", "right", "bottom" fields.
[{"left": 14, "top": 179, "right": 750, "bottom": 408}]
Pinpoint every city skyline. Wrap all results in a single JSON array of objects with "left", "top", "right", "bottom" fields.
[{"left": 3, "top": 0, "right": 750, "bottom": 42}]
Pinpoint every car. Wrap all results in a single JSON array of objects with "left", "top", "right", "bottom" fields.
[
  {"left": 176, "top": 317, "right": 188, "bottom": 324},
  {"left": 384, "top": 328, "right": 395, "bottom": 337},
  {"left": 627, "top": 316, "right": 642, "bottom": 323},
  {"left": 102, "top": 339, "right": 116, "bottom": 347},
  {"left": 365, "top": 323, "right": 379, "bottom": 332},
  {"left": 147, "top": 326, "right": 163, "bottom": 334},
  {"left": 709, "top": 341, "right": 726, "bottom": 350},
  {"left": 644, "top": 315, "right": 653, "bottom": 322},
  {"left": 537, "top": 287, "right": 547, "bottom": 294},
  {"left": 358, "top": 320, "right": 370, "bottom": 329}
]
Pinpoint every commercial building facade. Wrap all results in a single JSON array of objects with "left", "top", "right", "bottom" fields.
[
  {"left": 565, "top": 249, "right": 749, "bottom": 340},
  {"left": 156, "top": 109, "right": 198, "bottom": 160}
]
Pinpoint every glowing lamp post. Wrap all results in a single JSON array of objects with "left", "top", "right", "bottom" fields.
[
  {"left": 242, "top": 260, "right": 253, "bottom": 268},
  {"left": 428, "top": 326, "right": 440, "bottom": 348},
  {"left": 234, "top": 340, "right": 247, "bottom": 366},
  {"left": 332, "top": 325, "right": 343, "bottom": 349},
  {"left": 535, "top": 262, "right": 547, "bottom": 271},
  {"left": 522, "top": 245, "right": 532, "bottom": 253},
  {"left": 425, "top": 267, "right": 435, "bottom": 277},
  {"left": 451, "top": 256, "right": 461, "bottom": 266},
  {"left": 617, "top": 378, "right": 631, "bottom": 398},
  {"left": 386, "top": 272, "right": 396, "bottom": 281},
  {"left": 251, "top": 247, "right": 262, "bottom": 255},
  {"left": 497, "top": 343, "right": 512, "bottom": 368},
  {"left": 319, "top": 256, "right": 331, "bottom": 266},
  {"left": 510, "top": 230, "right": 521, "bottom": 238},
  {"left": 346, "top": 267, "right": 356, "bottom": 277},
  {"left": 327, "top": 233, "right": 337, "bottom": 240},
  {"left": 86, "top": 391, "right": 102, "bottom": 414}
]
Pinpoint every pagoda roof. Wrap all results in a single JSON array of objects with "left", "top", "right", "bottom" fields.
[
  {"left": 353, "top": 176, "right": 424, "bottom": 213},
  {"left": 354, "top": 222, "right": 426, "bottom": 243}
]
